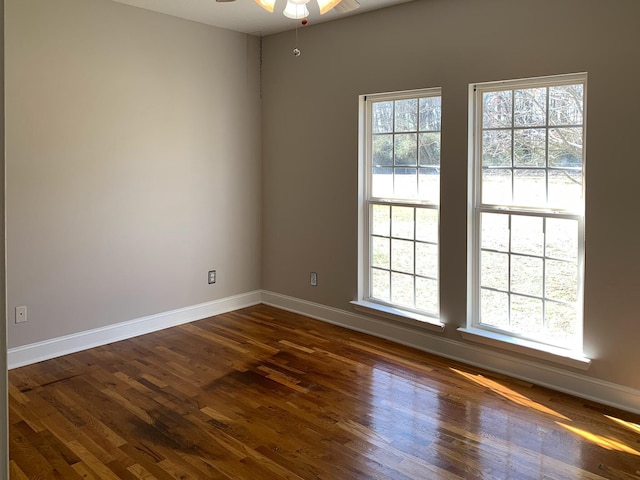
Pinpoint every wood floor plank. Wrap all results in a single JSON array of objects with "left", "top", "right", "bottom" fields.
[
  {"left": 127, "top": 463, "right": 159, "bottom": 480},
  {"left": 9, "top": 460, "right": 30, "bottom": 480},
  {"left": 9, "top": 304, "right": 640, "bottom": 479}
]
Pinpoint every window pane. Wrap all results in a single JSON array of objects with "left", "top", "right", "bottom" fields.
[
  {"left": 394, "top": 167, "right": 417, "bottom": 198},
  {"left": 391, "top": 272, "right": 414, "bottom": 307},
  {"left": 481, "top": 213, "right": 509, "bottom": 252},
  {"left": 418, "top": 132, "right": 440, "bottom": 166},
  {"left": 372, "top": 134, "right": 393, "bottom": 166},
  {"left": 418, "top": 168, "right": 440, "bottom": 203},
  {"left": 545, "top": 301, "right": 577, "bottom": 341},
  {"left": 514, "top": 87, "right": 546, "bottom": 127},
  {"left": 548, "top": 169, "right": 582, "bottom": 209},
  {"left": 395, "top": 99, "right": 418, "bottom": 132},
  {"left": 511, "top": 215, "right": 543, "bottom": 256},
  {"left": 546, "top": 218, "right": 578, "bottom": 261},
  {"left": 372, "top": 167, "right": 393, "bottom": 197},
  {"left": 511, "top": 255, "right": 543, "bottom": 297},
  {"left": 391, "top": 206, "right": 414, "bottom": 239},
  {"left": 416, "top": 208, "right": 438, "bottom": 243},
  {"left": 394, "top": 134, "right": 417, "bottom": 166},
  {"left": 481, "top": 251, "right": 509, "bottom": 291},
  {"left": 419, "top": 97, "right": 441, "bottom": 131},
  {"left": 371, "top": 237, "right": 390, "bottom": 269},
  {"left": 391, "top": 239, "right": 414, "bottom": 274},
  {"left": 371, "top": 268, "right": 390, "bottom": 302},
  {"left": 480, "top": 289, "right": 509, "bottom": 330},
  {"left": 373, "top": 101, "right": 393, "bottom": 133},
  {"left": 548, "top": 127, "right": 582, "bottom": 168},
  {"left": 371, "top": 204, "right": 390, "bottom": 237},
  {"left": 514, "top": 128, "right": 546, "bottom": 167},
  {"left": 473, "top": 76, "right": 584, "bottom": 349},
  {"left": 483, "top": 90, "right": 512, "bottom": 128},
  {"left": 511, "top": 295, "right": 543, "bottom": 336},
  {"left": 482, "top": 169, "right": 512, "bottom": 204},
  {"left": 545, "top": 260, "right": 577, "bottom": 303},
  {"left": 416, "top": 277, "right": 438, "bottom": 313},
  {"left": 549, "top": 84, "right": 583, "bottom": 126},
  {"left": 483, "top": 130, "right": 512, "bottom": 167},
  {"left": 416, "top": 242, "right": 438, "bottom": 278},
  {"left": 365, "top": 91, "right": 441, "bottom": 318},
  {"left": 513, "top": 169, "right": 545, "bottom": 206}
]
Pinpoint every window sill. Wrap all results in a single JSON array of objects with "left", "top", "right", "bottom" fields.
[
  {"left": 457, "top": 327, "right": 591, "bottom": 370},
  {"left": 350, "top": 301, "right": 445, "bottom": 333}
]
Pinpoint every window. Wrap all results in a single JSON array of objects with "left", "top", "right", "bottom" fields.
[
  {"left": 467, "top": 73, "right": 586, "bottom": 353},
  {"left": 355, "top": 88, "right": 443, "bottom": 328}
]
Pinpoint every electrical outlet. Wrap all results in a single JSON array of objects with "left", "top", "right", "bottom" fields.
[
  {"left": 208, "top": 270, "right": 216, "bottom": 284},
  {"left": 310, "top": 272, "right": 318, "bottom": 287},
  {"left": 15, "top": 306, "right": 27, "bottom": 324}
]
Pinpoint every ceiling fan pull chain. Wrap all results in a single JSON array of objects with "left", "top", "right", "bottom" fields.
[{"left": 293, "top": 23, "right": 301, "bottom": 56}]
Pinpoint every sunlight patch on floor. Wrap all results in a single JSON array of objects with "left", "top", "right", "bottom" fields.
[
  {"left": 450, "top": 367, "right": 570, "bottom": 420},
  {"left": 557, "top": 422, "right": 640, "bottom": 456},
  {"left": 605, "top": 415, "right": 640, "bottom": 435}
]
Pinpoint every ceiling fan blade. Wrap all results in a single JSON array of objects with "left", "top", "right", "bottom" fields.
[
  {"left": 333, "top": 0, "right": 360, "bottom": 13},
  {"left": 254, "top": 0, "right": 276, "bottom": 11}
]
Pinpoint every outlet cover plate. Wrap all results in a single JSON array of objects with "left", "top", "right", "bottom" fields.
[{"left": 15, "top": 306, "right": 27, "bottom": 324}]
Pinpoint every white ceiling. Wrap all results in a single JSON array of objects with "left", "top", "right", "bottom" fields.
[{"left": 111, "top": 0, "right": 412, "bottom": 36}]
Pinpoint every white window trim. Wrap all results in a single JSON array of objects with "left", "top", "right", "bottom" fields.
[
  {"left": 464, "top": 73, "right": 590, "bottom": 366},
  {"left": 356, "top": 88, "right": 443, "bottom": 331},
  {"left": 458, "top": 327, "right": 591, "bottom": 369},
  {"left": 351, "top": 300, "right": 445, "bottom": 332}
]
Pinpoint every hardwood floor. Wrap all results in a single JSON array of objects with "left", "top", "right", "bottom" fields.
[{"left": 8, "top": 304, "right": 640, "bottom": 479}]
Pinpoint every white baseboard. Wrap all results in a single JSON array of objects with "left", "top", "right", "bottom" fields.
[
  {"left": 8, "top": 291, "right": 262, "bottom": 369},
  {"left": 261, "top": 290, "right": 640, "bottom": 415}
]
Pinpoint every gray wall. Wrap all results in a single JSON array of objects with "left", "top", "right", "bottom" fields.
[
  {"left": 6, "top": 0, "right": 262, "bottom": 348},
  {"left": 261, "top": 0, "right": 640, "bottom": 389}
]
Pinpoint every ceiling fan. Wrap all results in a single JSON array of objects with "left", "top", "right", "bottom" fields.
[{"left": 217, "top": 0, "right": 361, "bottom": 20}]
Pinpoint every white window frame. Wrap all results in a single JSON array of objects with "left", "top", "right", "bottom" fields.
[
  {"left": 352, "top": 88, "right": 444, "bottom": 333},
  {"left": 462, "top": 73, "right": 591, "bottom": 369}
]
